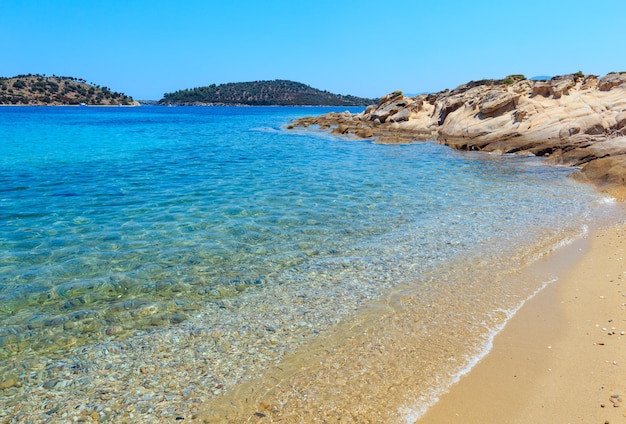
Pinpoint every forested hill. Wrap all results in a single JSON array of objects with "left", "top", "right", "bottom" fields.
[
  {"left": 160, "top": 80, "right": 378, "bottom": 106},
  {"left": 0, "top": 75, "right": 137, "bottom": 106}
]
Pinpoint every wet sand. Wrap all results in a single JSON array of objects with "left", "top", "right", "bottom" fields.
[{"left": 418, "top": 222, "right": 626, "bottom": 423}]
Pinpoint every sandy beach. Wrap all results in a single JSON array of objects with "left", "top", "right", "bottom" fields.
[
  {"left": 282, "top": 72, "right": 626, "bottom": 423},
  {"left": 418, "top": 220, "right": 626, "bottom": 423},
  {"left": 4, "top": 107, "right": 616, "bottom": 424}
]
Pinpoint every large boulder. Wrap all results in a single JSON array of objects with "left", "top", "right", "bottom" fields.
[
  {"left": 551, "top": 76, "right": 576, "bottom": 98},
  {"left": 388, "top": 108, "right": 412, "bottom": 122},
  {"left": 366, "top": 93, "right": 412, "bottom": 124},
  {"left": 478, "top": 90, "right": 517, "bottom": 116},
  {"left": 598, "top": 73, "right": 626, "bottom": 91},
  {"left": 580, "top": 154, "right": 626, "bottom": 185}
]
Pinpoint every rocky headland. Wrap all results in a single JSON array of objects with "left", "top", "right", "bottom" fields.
[{"left": 289, "top": 73, "right": 626, "bottom": 199}]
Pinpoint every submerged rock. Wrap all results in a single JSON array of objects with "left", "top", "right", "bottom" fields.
[{"left": 0, "top": 377, "right": 19, "bottom": 390}]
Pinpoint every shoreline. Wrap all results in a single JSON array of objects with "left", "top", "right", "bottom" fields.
[
  {"left": 1, "top": 175, "right": 609, "bottom": 423},
  {"left": 2, "top": 104, "right": 624, "bottom": 422},
  {"left": 196, "top": 205, "right": 618, "bottom": 422},
  {"left": 417, "top": 219, "right": 626, "bottom": 423},
  {"left": 289, "top": 72, "right": 626, "bottom": 199},
  {"left": 0, "top": 104, "right": 140, "bottom": 107}
]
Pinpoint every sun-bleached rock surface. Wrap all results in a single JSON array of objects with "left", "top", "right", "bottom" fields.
[{"left": 290, "top": 73, "right": 626, "bottom": 198}]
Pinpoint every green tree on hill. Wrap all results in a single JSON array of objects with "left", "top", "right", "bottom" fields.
[
  {"left": 0, "top": 75, "right": 135, "bottom": 106},
  {"left": 160, "top": 80, "right": 377, "bottom": 106}
]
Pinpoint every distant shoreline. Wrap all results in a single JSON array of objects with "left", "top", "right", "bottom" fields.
[
  {"left": 0, "top": 103, "right": 140, "bottom": 107},
  {"left": 0, "top": 75, "right": 137, "bottom": 106},
  {"left": 0, "top": 103, "right": 364, "bottom": 108}
]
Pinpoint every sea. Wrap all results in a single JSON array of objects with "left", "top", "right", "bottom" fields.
[{"left": 0, "top": 105, "right": 622, "bottom": 422}]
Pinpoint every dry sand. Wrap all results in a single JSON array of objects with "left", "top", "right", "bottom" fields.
[{"left": 417, "top": 222, "right": 626, "bottom": 423}]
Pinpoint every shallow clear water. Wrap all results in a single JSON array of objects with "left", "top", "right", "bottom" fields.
[{"left": 0, "top": 106, "right": 605, "bottom": 368}]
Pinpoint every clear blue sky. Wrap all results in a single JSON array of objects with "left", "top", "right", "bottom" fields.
[{"left": 2, "top": 0, "right": 624, "bottom": 100}]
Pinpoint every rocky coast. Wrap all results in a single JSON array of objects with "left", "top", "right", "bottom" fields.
[
  {"left": 284, "top": 73, "right": 626, "bottom": 423},
  {"left": 290, "top": 72, "right": 626, "bottom": 199},
  {"left": 2, "top": 76, "right": 624, "bottom": 423}
]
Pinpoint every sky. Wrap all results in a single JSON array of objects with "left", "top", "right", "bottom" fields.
[{"left": 2, "top": 0, "right": 625, "bottom": 100}]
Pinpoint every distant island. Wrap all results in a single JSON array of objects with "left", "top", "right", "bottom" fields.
[
  {"left": 0, "top": 74, "right": 137, "bottom": 106},
  {"left": 160, "top": 80, "right": 378, "bottom": 106}
]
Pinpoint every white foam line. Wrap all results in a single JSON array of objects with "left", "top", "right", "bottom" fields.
[
  {"left": 597, "top": 196, "right": 617, "bottom": 204},
  {"left": 528, "top": 224, "right": 588, "bottom": 263},
  {"left": 401, "top": 276, "right": 558, "bottom": 423}
]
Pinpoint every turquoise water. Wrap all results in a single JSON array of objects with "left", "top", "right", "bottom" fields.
[{"left": 0, "top": 106, "right": 605, "bottom": 368}]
